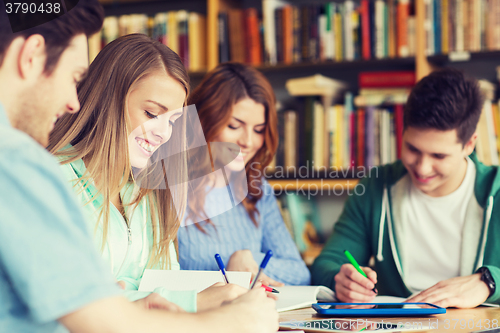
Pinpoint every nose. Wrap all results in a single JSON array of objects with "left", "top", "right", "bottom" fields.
[
  {"left": 237, "top": 128, "right": 252, "bottom": 150},
  {"left": 66, "top": 90, "right": 80, "bottom": 114},
  {"left": 415, "top": 155, "right": 433, "bottom": 176},
  {"left": 150, "top": 114, "right": 172, "bottom": 143}
]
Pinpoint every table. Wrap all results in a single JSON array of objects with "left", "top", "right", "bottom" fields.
[{"left": 279, "top": 307, "right": 500, "bottom": 332}]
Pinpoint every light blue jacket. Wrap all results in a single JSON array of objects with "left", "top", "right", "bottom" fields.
[{"left": 59, "top": 156, "right": 197, "bottom": 312}]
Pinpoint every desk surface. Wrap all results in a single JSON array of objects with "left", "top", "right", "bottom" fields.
[{"left": 279, "top": 307, "right": 500, "bottom": 333}]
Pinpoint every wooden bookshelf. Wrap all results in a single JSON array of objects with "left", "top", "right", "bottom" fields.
[{"left": 94, "top": 0, "right": 500, "bottom": 189}]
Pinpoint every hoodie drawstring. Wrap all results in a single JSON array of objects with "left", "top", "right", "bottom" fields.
[
  {"left": 476, "top": 196, "right": 493, "bottom": 270},
  {"left": 376, "top": 188, "right": 387, "bottom": 262}
]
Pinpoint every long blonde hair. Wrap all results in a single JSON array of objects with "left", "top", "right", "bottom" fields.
[{"left": 48, "top": 34, "right": 190, "bottom": 269}]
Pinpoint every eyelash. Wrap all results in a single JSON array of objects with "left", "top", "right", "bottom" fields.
[
  {"left": 145, "top": 111, "right": 158, "bottom": 119},
  {"left": 228, "top": 124, "right": 265, "bottom": 134}
]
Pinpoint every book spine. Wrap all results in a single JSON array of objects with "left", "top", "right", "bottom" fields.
[
  {"left": 369, "top": 0, "right": 377, "bottom": 58},
  {"left": 361, "top": 0, "right": 372, "bottom": 60},
  {"left": 188, "top": 13, "right": 199, "bottom": 71},
  {"left": 319, "top": 14, "right": 327, "bottom": 61},
  {"left": 359, "top": 71, "right": 416, "bottom": 88},
  {"left": 275, "top": 8, "right": 284, "bottom": 63},
  {"left": 357, "top": 109, "right": 365, "bottom": 167},
  {"left": 309, "top": 5, "right": 320, "bottom": 62},
  {"left": 397, "top": 0, "right": 410, "bottom": 57},
  {"left": 218, "top": 12, "right": 230, "bottom": 63},
  {"left": 388, "top": 0, "right": 397, "bottom": 57},
  {"left": 463, "top": 0, "right": 470, "bottom": 51},
  {"left": 292, "top": 6, "right": 302, "bottom": 63},
  {"left": 365, "top": 107, "right": 375, "bottom": 168},
  {"left": 375, "top": 0, "right": 385, "bottom": 59},
  {"left": 177, "top": 11, "right": 189, "bottom": 69},
  {"left": 301, "top": 6, "right": 310, "bottom": 61},
  {"left": 442, "top": 0, "right": 449, "bottom": 53},
  {"left": 434, "top": 0, "right": 442, "bottom": 53},
  {"left": 344, "top": 0, "right": 355, "bottom": 60}
]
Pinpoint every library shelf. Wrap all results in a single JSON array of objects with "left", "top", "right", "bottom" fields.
[
  {"left": 428, "top": 51, "right": 500, "bottom": 66},
  {"left": 256, "top": 57, "right": 416, "bottom": 73}
]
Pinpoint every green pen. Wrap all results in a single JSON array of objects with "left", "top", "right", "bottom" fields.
[{"left": 344, "top": 250, "right": 378, "bottom": 294}]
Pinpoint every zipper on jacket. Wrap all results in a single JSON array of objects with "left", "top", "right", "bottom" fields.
[
  {"left": 127, "top": 226, "right": 132, "bottom": 245},
  {"left": 116, "top": 214, "right": 131, "bottom": 277}
]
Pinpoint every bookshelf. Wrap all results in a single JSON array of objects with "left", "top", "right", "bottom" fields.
[{"left": 95, "top": 0, "right": 500, "bottom": 190}]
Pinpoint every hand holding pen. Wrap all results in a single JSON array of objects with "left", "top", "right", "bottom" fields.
[
  {"left": 333, "top": 250, "right": 378, "bottom": 303},
  {"left": 216, "top": 252, "right": 279, "bottom": 293},
  {"left": 250, "top": 250, "right": 279, "bottom": 293}
]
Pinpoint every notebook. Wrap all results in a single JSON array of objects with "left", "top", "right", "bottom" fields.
[
  {"left": 138, "top": 269, "right": 252, "bottom": 292},
  {"left": 275, "top": 286, "right": 337, "bottom": 312}
]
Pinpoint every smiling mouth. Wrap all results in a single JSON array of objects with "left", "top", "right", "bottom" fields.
[
  {"left": 136, "top": 137, "right": 158, "bottom": 155},
  {"left": 414, "top": 172, "right": 437, "bottom": 183}
]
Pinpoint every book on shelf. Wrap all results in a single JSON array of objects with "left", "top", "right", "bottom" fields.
[
  {"left": 273, "top": 71, "right": 422, "bottom": 171},
  {"left": 89, "top": 11, "right": 207, "bottom": 72},
  {"left": 476, "top": 79, "right": 500, "bottom": 166},
  {"left": 285, "top": 74, "right": 347, "bottom": 97},
  {"left": 220, "top": 0, "right": 416, "bottom": 67},
  {"left": 423, "top": 0, "right": 500, "bottom": 55},
  {"left": 273, "top": 96, "right": 403, "bottom": 171}
]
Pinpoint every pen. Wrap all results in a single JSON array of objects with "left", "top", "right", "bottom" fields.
[
  {"left": 250, "top": 250, "right": 273, "bottom": 289},
  {"left": 344, "top": 250, "right": 378, "bottom": 294},
  {"left": 262, "top": 285, "right": 280, "bottom": 293},
  {"left": 214, "top": 254, "right": 230, "bottom": 284}
]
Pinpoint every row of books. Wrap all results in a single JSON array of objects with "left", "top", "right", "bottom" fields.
[
  {"left": 277, "top": 98, "right": 500, "bottom": 171},
  {"left": 424, "top": 0, "right": 500, "bottom": 55},
  {"left": 88, "top": 11, "right": 207, "bottom": 72},
  {"left": 257, "top": 0, "right": 416, "bottom": 66},
  {"left": 277, "top": 99, "right": 403, "bottom": 170}
]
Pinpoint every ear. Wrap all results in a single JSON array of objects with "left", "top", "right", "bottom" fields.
[
  {"left": 18, "top": 34, "right": 46, "bottom": 81},
  {"left": 463, "top": 132, "right": 478, "bottom": 156}
]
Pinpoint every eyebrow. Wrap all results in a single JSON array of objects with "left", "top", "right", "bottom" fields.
[
  {"left": 406, "top": 142, "right": 448, "bottom": 156},
  {"left": 146, "top": 100, "right": 168, "bottom": 112},
  {"left": 233, "top": 116, "right": 266, "bottom": 127},
  {"left": 76, "top": 67, "right": 88, "bottom": 81}
]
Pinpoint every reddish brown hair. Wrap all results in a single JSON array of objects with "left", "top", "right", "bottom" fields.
[{"left": 187, "top": 62, "right": 278, "bottom": 227}]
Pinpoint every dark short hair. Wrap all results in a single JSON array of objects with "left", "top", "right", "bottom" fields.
[
  {"left": 0, "top": 0, "right": 104, "bottom": 73},
  {"left": 404, "top": 68, "right": 484, "bottom": 145}
]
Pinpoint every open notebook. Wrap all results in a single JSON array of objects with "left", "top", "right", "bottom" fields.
[
  {"left": 138, "top": 269, "right": 251, "bottom": 292},
  {"left": 275, "top": 286, "right": 336, "bottom": 312}
]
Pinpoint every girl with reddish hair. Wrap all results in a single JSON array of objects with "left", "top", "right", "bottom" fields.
[{"left": 177, "top": 63, "right": 310, "bottom": 286}]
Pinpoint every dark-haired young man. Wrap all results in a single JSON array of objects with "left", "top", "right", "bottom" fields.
[
  {"left": 311, "top": 69, "right": 500, "bottom": 308},
  {"left": 0, "top": 1, "right": 277, "bottom": 332}
]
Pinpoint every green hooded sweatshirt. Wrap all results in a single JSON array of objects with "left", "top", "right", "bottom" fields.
[{"left": 311, "top": 153, "right": 500, "bottom": 304}]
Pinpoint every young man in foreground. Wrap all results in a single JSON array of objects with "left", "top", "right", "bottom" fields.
[
  {"left": 312, "top": 69, "right": 499, "bottom": 308},
  {"left": 0, "top": 1, "right": 278, "bottom": 332}
]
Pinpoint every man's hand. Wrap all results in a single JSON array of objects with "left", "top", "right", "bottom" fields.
[
  {"left": 334, "top": 264, "right": 377, "bottom": 303},
  {"left": 406, "top": 273, "right": 490, "bottom": 308},
  {"left": 226, "top": 249, "right": 284, "bottom": 287},
  {"left": 134, "top": 293, "right": 185, "bottom": 312},
  {"left": 197, "top": 282, "right": 247, "bottom": 312}
]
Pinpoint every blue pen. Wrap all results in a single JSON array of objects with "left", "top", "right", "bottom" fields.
[
  {"left": 214, "top": 254, "right": 230, "bottom": 284},
  {"left": 250, "top": 250, "right": 273, "bottom": 289}
]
